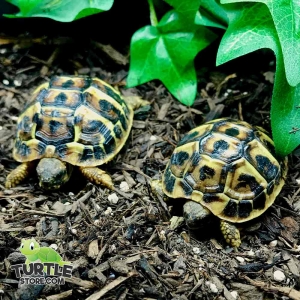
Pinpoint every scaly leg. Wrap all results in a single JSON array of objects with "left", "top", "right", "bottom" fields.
[
  {"left": 123, "top": 95, "right": 150, "bottom": 110},
  {"left": 79, "top": 167, "right": 113, "bottom": 190},
  {"left": 150, "top": 179, "right": 169, "bottom": 202},
  {"left": 220, "top": 219, "right": 241, "bottom": 248},
  {"left": 5, "top": 162, "right": 35, "bottom": 189}
]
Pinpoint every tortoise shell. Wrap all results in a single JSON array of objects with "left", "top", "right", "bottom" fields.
[
  {"left": 162, "top": 118, "right": 288, "bottom": 223},
  {"left": 13, "top": 75, "right": 133, "bottom": 167}
]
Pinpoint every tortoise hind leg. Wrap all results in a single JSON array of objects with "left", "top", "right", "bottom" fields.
[
  {"left": 150, "top": 179, "right": 169, "bottom": 202},
  {"left": 123, "top": 95, "right": 150, "bottom": 110},
  {"left": 5, "top": 162, "right": 36, "bottom": 188},
  {"left": 220, "top": 219, "right": 241, "bottom": 248},
  {"left": 79, "top": 167, "right": 113, "bottom": 190}
]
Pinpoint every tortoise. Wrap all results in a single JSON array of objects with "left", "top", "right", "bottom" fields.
[
  {"left": 5, "top": 75, "right": 148, "bottom": 191},
  {"left": 151, "top": 118, "right": 288, "bottom": 248}
]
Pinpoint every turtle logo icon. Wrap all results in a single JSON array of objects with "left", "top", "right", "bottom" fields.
[{"left": 11, "top": 238, "right": 72, "bottom": 285}]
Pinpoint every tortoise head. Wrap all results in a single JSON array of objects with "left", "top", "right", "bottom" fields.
[
  {"left": 36, "top": 158, "right": 72, "bottom": 190},
  {"left": 20, "top": 238, "right": 40, "bottom": 255}
]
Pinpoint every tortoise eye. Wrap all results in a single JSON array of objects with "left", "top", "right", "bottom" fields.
[{"left": 30, "top": 242, "right": 34, "bottom": 250}]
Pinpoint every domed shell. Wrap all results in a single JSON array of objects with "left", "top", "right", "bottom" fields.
[
  {"left": 13, "top": 75, "right": 133, "bottom": 167},
  {"left": 162, "top": 118, "right": 288, "bottom": 223}
]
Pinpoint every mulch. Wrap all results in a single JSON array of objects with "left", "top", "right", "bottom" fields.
[{"left": 0, "top": 30, "right": 299, "bottom": 300}]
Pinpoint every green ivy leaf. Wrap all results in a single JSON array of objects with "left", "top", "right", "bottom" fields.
[
  {"left": 163, "top": 0, "right": 201, "bottom": 21},
  {"left": 221, "top": 0, "right": 300, "bottom": 87},
  {"left": 165, "top": 0, "right": 228, "bottom": 28},
  {"left": 4, "top": 0, "right": 113, "bottom": 22},
  {"left": 126, "top": 10, "right": 217, "bottom": 106},
  {"left": 271, "top": 53, "right": 300, "bottom": 157},
  {"left": 216, "top": 3, "right": 277, "bottom": 65},
  {"left": 196, "top": 0, "right": 228, "bottom": 29},
  {"left": 216, "top": 2, "right": 300, "bottom": 156}
]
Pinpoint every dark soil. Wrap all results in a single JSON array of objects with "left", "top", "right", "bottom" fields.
[{"left": 0, "top": 10, "right": 300, "bottom": 300}]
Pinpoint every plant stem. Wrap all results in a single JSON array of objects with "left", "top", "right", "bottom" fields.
[{"left": 148, "top": 0, "right": 158, "bottom": 26}]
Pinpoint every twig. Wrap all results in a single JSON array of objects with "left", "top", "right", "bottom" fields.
[
  {"left": 71, "top": 189, "right": 93, "bottom": 213},
  {"left": 16, "top": 209, "right": 65, "bottom": 217},
  {"left": 92, "top": 41, "right": 128, "bottom": 65},
  {"left": 242, "top": 275, "right": 300, "bottom": 300},
  {"left": 112, "top": 186, "right": 135, "bottom": 201},
  {"left": 44, "top": 289, "right": 72, "bottom": 300},
  {"left": 26, "top": 54, "right": 52, "bottom": 66},
  {"left": 0, "top": 192, "right": 34, "bottom": 199},
  {"left": 79, "top": 200, "right": 94, "bottom": 224},
  {"left": 0, "top": 83, "right": 29, "bottom": 97},
  {"left": 40, "top": 48, "right": 60, "bottom": 76},
  {"left": 215, "top": 73, "right": 237, "bottom": 98},
  {"left": 120, "top": 163, "right": 151, "bottom": 180},
  {"left": 86, "top": 271, "right": 138, "bottom": 300},
  {"left": 64, "top": 276, "right": 96, "bottom": 289},
  {"left": 118, "top": 288, "right": 129, "bottom": 300},
  {"left": 116, "top": 199, "right": 141, "bottom": 220},
  {"left": 0, "top": 227, "right": 25, "bottom": 232},
  {"left": 188, "top": 279, "right": 204, "bottom": 297},
  {"left": 95, "top": 227, "right": 122, "bottom": 264},
  {"left": 273, "top": 204, "right": 300, "bottom": 218},
  {"left": 238, "top": 101, "right": 244, "bottom": 121}
]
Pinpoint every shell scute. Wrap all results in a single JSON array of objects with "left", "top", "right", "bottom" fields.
[
  {"left": 224, "top": 158, "right": 267, "bottom": 200},
  {"left": 40, "top": 89, "right": 83, "bottom": 110},
  {"left": 35, "top": 114, "right": 75, "bottom": 146},
  {"left": 91, "top": 79, "right": 127, "bottom": 106},
  {"left": 244, "top": 139, "right": 280, "bottom": 182},
  {"left": 212, "top": 120, "right": 254, "bottom": 142},
  {"left": 83, "top": 87, "right": 128, "bottom": 130},
  {"left": 50, "top": 75, "right": 91, "bottom": 91},
  {"left": 237, "top": 200, "right": 253, "bottom": 218},
  {"left": 253, "top": 191, "right": 267, "bottom": 210},
  {"left": 187, "top": 155, "right": 227, "bottom": 194},
  {"left": 200, "top": 133, "right": 243, "bottom": 163},
  {"left": 17, "top": 103, "right": 41, "bottom": 142},
  {"left": 14, "top": 139, "right": 45, "bottom": 161},
  {"left": 169, "top": 142, "right": 198, "bottom": 178},
  {"left": 200, "top": 192, "right": 230, "bottom": 216},
  {"left": 177, "top": 124, "right": 212, "bottom": 147}
]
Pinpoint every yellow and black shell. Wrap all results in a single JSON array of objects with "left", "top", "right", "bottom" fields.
[
  {"left": 162, "top": 118, "right": 288, "bottom": 223},
  {"left": 13, "top": 75, "right": 133, "bottom": 167}
]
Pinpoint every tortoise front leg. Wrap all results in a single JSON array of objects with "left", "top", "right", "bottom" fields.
[
  {"left": 220, "top": 219, "right": 241, "bottom": 248},
  {"left": 5, "top": 162, "right": 36, "bottom": 188},
  {"left": 79, "top": 167, "right": 113, "bottom": 190}
]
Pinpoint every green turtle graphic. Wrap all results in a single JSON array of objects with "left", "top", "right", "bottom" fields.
[{"left": 20, "top": 238, "right": 70, "bottom": 275}]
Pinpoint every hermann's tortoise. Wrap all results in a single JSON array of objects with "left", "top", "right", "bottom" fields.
[
  {"left": 151, "top": 118, "right": 288, "bottom": 248},
  {"left": 6, "top": 75, "right": 148, "bottom": 190}
]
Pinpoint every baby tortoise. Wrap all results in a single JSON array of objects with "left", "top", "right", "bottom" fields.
[
  {"left": 6, "top": 75, "right": 148, "bottom": 191},
  {"left": 151, "top": 118, "right": 288, "bottom": 248}
]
